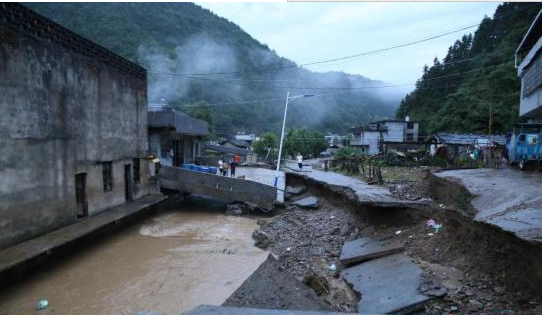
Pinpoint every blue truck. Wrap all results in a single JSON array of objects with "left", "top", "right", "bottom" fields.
[{"left": 506, "top": 123, "right": 542, "bottom": 170}]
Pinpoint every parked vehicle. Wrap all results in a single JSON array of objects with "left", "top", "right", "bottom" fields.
[{"left": 506, "top": 123, "right": 542, "bottom": 170}]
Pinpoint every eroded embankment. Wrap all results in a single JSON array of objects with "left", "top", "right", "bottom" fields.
[{"left": 283, "top": 172, "right": 541, "bottom": 314}]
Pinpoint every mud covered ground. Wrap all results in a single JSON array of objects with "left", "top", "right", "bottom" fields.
[{"left": 224, "top": 171, "right": 541, "bottom": 314}]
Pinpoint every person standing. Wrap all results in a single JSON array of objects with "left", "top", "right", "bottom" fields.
[
  {"left": 223, "top": 159, "right": 230, "bottom": 176},
  {"left": 230, "top": 157, "right": 237, "bottom": 177},
  {"left": 296, "top": 153, "right": 303, "bottom": 172},
  {"left": 218, "top": 156, "right": 224, "bottom": 176}
]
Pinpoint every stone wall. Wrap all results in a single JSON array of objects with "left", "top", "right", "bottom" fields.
[{"left": 0, "top": 3, "right": 152, "bottom": 249}]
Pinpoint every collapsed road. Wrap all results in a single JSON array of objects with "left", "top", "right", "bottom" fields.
[{"left": 222, "top": 165, "right": 541, "bottom": 315}]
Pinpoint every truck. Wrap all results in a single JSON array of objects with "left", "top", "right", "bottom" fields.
[{"left": 506, "top": 123, "right": 542, "bottom": 170}]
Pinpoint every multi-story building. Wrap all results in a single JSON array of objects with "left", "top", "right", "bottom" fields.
[
  {"left": 0, "top": 4, "right": 154, "bottom": 249},
  {"left": 348, "top": 118, "right": 420, "bottom": 155},
  {"left": 515, "top": 10, "right": 542, "bottom": 123}
]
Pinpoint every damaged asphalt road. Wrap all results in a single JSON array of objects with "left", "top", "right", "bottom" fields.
[{"left": 224, "top": 170, "right": 541, "bottom": 315}]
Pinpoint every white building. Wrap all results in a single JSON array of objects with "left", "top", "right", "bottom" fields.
[
  {"left": 234, "top": 132, "right": 256, "bottom": 144},
  {"left": 348, "top": 117, "right": 420, "bottom": 155},
  {"left": 515, "top": 10, "right": 542, "bottom": 123}
]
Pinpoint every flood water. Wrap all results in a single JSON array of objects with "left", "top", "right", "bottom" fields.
[{"left": 0, "top": 195, "right": 268, "bottom": 315}]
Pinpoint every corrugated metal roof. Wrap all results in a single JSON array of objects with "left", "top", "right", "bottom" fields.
[
  {"left": 221, "top": 139, "right": 251, "bottom": 148},
  {"left": 434, "top": 133, "right": 506, "bottom": 146},
  {"left": 148, "top": 107, "right": 208, "bottom": 136}
]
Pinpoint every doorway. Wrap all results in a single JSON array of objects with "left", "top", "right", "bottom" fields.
[
  {"left": 173, "top": 138, "right": 184, "bottom": 167},
  {"left": 75, "top": 173, "right": 88, "bottom": 218},
  {"left": 124, "top": 164, "right": 133, "bottom": 202}
]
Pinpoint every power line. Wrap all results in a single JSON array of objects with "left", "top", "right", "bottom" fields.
[
  {"left": 175, "top": 62, "right": 508, "bottom": 108},
  {"left": 158, "top": 61, "right": 508, "bottom": 94},
  {"left": 147, "top": 4, "right": 532, "bottom": 79},
  {"left": 147, "top": 24, "right": 481, "bottom": 77}
]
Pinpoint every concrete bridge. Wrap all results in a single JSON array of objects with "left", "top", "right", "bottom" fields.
[{"left": 159, "top": 165, "right": 280, "bottom": 210}]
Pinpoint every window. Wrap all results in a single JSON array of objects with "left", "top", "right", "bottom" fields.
[
  {"left": 132, "top": 158, "right": 140, "bottom": 183},
  {"left": 407, "top": 122, "right": 414, "bottom": 129},
  {"left": 102, "top": 161, "right": 113, "bottom": 191}
]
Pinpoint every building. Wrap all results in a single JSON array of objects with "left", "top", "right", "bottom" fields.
[
  {"left": 0, "top": 4, "right": 154, "bottom": 249},
  {"left": 349, "top": 125, "right": 386, "bottom": 155},
  {"left": 515, "top": 10, "right": 542, "bottom": 123},
  {"left": 324, "top": 134, "right": 345, "bottom": 146},
  {"left": 201, "top": 144, "right": 258, "bottom": 164},
  {"left": 234, "top": 132, "right": 256, "bottom": 144},
  {"left": 148, "top": 103, "right": 208, "bottom": 167},
  {"left": 220, "top": 139, "right": 252, "bottom": 150},
  {"left": 430, "top": 133, "right": 506, "bottom": 162},
  {"left": 348, "top": 118, "right": 420, "bottom": 154}
]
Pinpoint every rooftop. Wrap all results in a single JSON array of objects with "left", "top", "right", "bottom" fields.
[
  {"left": 434, "top": 133, "right": 506, "bottom": 146},
  {"left": 203, "top": 144, "right": 251, "bottom": 155},
  {"left": 148, "top": 105, "right": 208, "bottom": 136}
]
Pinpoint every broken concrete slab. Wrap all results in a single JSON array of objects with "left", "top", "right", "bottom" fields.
[
  {"left": 181, "top": 305, "right": 382, "bottom": 315},
  {"left": 293, "top": 196, "right": 319, "bottom": 209},
  {"left": 341, "top": 253, "right": 432, "bottom": 314},
  {"left": 286, "top": 185, "right": 307, "bottom": 195},
  {"left": 339, "top": 237, "right": 404, "bottom": 266}
]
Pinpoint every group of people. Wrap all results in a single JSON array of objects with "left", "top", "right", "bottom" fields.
[{"left": 218, "top": 154, "right": 242, "bottom": 177}]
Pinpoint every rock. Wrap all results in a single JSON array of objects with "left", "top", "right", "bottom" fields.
[
  {"left": 468, "top": 299, "right": 483, "bottom": 309},
  {"left": 340, "top": 224, "right": 352, "bottom": 236},
  {"left": 293, "top": 196, "right": 319, "bottom": 209},
  {"left": 252, "top": 229, "right": 272, "bottom": 249},
  {"left": 493, "top": 286, "right": 505, "bottom": 294},
  {"left": 286, "top": 185, "right": 306, "bottom": 196},
  {"left": 225, "top": 204, "right": 244, "bottom": 216}
]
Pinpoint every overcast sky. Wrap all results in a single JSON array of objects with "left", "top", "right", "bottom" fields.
[{"left": 199, "top": 2, "right": 500, "bottom": 92}]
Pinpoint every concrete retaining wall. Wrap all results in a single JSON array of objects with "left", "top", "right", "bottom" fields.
[{"left": 0, "top": 4, "right": 152, "bottom": 249}]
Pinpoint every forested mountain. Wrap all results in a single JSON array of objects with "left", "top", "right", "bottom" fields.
[
  {"left": 396, "top": 3, "right": 541, "bottom": 135},
  {"left": 25, "top": 3, "right": 400, "bottom": 135}
]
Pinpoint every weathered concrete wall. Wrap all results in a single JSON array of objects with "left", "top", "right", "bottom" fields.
[
  {"left": 0, "top": 4, "right": 152, "bottom": 249},
  {"left": 160, "top": 166, "right": 277, "bottom": 209}
]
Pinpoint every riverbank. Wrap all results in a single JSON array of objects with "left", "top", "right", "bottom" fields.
[
  {"left": 224, "top": 168, "right": 541, "bottom": 314},
  {"left": 0, "top": 195, "right": 268, "bottom": 315}
]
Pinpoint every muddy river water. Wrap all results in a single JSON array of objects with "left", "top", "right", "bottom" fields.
[{"left": 0, "top": 196, "right": 268, "bottom": 315}]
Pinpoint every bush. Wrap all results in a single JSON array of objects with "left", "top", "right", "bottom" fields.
[{"left": 333, "top": 147, "right": 363, "bottom": 159}]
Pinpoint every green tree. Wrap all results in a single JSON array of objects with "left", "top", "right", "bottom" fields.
[
  {"left": 284, "top": 128, "right": 328, "bottom": 158},
  {"left": 396, "top": 3, "right": 540, "bottom": 135},
  {"left": 253, "top": 132, "right": 279, "bottom": 162}
]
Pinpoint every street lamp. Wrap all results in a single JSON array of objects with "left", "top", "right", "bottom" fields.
[{"left": 274, "top": 90, "right": 314, "bottom": 187}]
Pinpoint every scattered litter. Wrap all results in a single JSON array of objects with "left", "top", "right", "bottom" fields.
[
  {"left": 328, "top": 263, "right": 337, "bottom": 272},
  {"left": 427, "top": 233, "right": 434, "bottom": 236},
  {"left": 286, "top": 247, "right": 291, "bottom": 252},
  {"left": 330, "top": 216, "right": 335, "bottom": 219},
  {"left": 426, "top": 218, "right": 443, "bottom": 233},
  {"left": 408, "top": 235, "right": 413, "bottom": 238},
  {"left": 36, "top": 299, "right": 48, "bottom": 310},
  {"left": 395, "top": 230, "right": 402, "bottom": 235},
  {"left": 439, "top": 204, "right": 446, "bottom": 208}
]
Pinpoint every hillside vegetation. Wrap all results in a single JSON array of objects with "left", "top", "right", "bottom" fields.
[
  {"left": 396, "top": 2, "right": 541, "bottom": 135},
  {"left": 26, "top": 3, "right": 400, "bottom": 135}
]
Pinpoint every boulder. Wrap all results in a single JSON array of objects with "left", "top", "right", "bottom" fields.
[
  {"left": 286, "top": 186, "right": 307, "bottom": 195},
  {"left": 252, "top": 229, "right": 272, "bottom": 249},
  {"left": 293, "top": 196, "right": 319, "bottom": 209}
]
